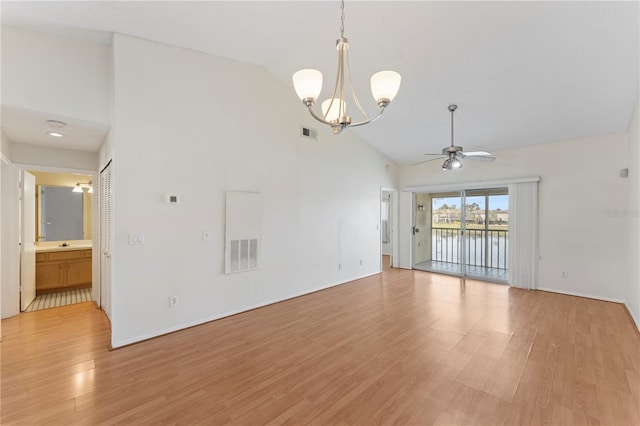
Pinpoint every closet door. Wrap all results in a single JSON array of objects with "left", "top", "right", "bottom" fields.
[{"left": 100, "top": 161, "right": 112, "bottom": 319}]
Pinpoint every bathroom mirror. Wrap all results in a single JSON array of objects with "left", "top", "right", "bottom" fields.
[{"left": 37, "top": 185, "right": 90, "bottom": 241}]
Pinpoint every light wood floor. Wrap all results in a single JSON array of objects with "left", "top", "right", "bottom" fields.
[{"left": 2, "top": 267, "right": 639, "bottom": 425}]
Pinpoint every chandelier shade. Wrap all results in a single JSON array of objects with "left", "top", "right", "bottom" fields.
[
  {"left": 370, "top": 71, "right": 402, "bottom": 105},
  {"left": 293, "top": 69, "right": 323, "bottom": 102},
  {"left": 321, "top": 98, "right": 347, "bottom": 122}
]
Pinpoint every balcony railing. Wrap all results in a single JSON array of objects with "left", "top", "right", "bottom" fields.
[{"left": 432, "top": 227, "right": 508, "bottom": 270}]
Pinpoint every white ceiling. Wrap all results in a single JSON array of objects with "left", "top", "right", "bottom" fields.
[
  {"left": 2, "top": 1, "right": 638, "bottom": 164},
  {"left": 1, "top": 105, "right": 110, "bottom": 152}
]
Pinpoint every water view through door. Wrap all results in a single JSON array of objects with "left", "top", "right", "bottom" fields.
[{"left": 413, "top": 188, "right": 509, "bottom": 282}]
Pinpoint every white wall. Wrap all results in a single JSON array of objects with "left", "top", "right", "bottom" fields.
[
  {"left": 1, "top": 26, "right": 110, "bottom": 125},
  {"left": 109, "top": 34, "right": 396, "bottom": 347},
  {"left": 1, "top": 132, "right": 20, "bottom": 319},
  {"left": 11, "top": 143, "right": 98, "bottom": 171},
  {"left": 399, "top": 133, "right": 630, "bottom": 303},
  {"left": 627, "top": 98, "right": 640, "bottom": 329},
  {"left": 99, "top": 36, "right": 115, "bottom": 172},
  {"left": 1, "top": 130, "right": 13, "bottom": 158}
]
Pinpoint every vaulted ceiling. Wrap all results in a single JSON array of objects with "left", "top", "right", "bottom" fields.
[{"left": 2, "top": 1, "right": 638, "bottom": 164}]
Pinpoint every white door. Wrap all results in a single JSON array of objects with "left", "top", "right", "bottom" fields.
[
  {"left": 20, "top": 171, "right": 36, "bottom": 311},
  {"left": 100, "top": 161, "right": 112, "bottom": 319}
]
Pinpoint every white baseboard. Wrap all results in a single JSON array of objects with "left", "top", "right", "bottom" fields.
[
  {"left": 624, "top": 301, "right": 640, "bottom": 333},
  {"left": 525, "top": 287, "right": 640, "bottom": 333},
  {"left": 111, "top": 271, "right": 382, "bottom": 349},
  {"left": 536, "top": 287, "right": 625, "bottom": 304}
]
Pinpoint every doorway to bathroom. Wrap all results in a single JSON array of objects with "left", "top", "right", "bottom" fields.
[{"left": 22, "top": 169, "right": 97, "bottom": 312}]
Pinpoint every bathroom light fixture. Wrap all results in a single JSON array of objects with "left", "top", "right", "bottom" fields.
[
  {"left": 292, "top": 0, "right": 401, "bottom": 134},
  {"left": 46, "top": 131, "right": 64, "bottom": 138},
  {"left": 73, "top": 181, "right": 93, "bottom": 193}
]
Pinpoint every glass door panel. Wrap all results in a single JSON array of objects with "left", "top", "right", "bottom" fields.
[
  {"left": 413, "top": 193, "right": 432, "bottom": 267},
  {"left": 462, "top": 188, "right": 509, "bottom": 282},
  {"left": 414, "top": 192, "right": 463, "bottom": 276}
]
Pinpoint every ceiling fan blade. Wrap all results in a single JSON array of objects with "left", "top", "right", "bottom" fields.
[
  {"left": 465, "top": 155, "right": 496, "bottom": 162},
  {"left": 411, "top": 156, "right": 446, "bottom": 166},
  {"left": 460, "top": 151, "right": 492, "bottom": 157}
]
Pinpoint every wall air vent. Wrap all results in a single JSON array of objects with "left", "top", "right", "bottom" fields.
[
  {"left": 225, "top": 191, "right": 261, "bottom": 274},
  {"left": 300, "top": 125, "right": 318, "bottom": 141}
]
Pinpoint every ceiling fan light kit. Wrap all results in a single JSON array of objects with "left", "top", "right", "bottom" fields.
[
  {"left": 415, "top": 104, "right": 496, "bottom": 171},
  {"left": 292, "top": 0, "right": 401, "bottom": 134}
]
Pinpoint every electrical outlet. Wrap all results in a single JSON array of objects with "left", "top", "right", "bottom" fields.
[
  {"left": 561, "top": 271, "right": 568, "bottom": 278},
  {"left": 169, "top": 296, "right": 178, "bottom": 307}
]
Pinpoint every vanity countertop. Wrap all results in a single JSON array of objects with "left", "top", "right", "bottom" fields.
[{"left": 35, "top": 244, "right": 93, "bottom": 253}]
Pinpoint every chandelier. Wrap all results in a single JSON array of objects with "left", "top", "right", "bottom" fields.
[{"left": 292, "top": 0, "right": 401, "bottom": 134}]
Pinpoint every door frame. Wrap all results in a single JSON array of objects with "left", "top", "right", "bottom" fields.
[
  {"left": 380, "top": 187, "right": 399, "bottom": 270},
  {"left": 20, "top": 170, "right": 37, "bottom": 311},
  {"left": 9, "top": 162, "right": 100, "bottom": 310}
]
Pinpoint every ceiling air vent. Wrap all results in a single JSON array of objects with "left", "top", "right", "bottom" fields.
[{"left": 300, "top": 125, "right": 317, "bottom": 141}]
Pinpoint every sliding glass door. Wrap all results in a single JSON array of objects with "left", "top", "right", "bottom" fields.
[
  {"left": 415, "top": 192, "right": 464, "bottom": 275},
  {"left": 413, "top": 188, "right": 509, "bottom": 283}
]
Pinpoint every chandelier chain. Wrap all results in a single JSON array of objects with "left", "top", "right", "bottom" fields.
[{"left": 340, "top": 0, "right": 345, "bottom": 37}]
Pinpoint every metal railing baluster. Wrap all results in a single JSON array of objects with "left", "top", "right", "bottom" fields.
[{"left": 430, "top": 227, "right": 508, "bottom": 270}]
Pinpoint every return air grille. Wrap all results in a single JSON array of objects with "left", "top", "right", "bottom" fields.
[{"left": 229, "top": 238, "right": 258, "bottom": 272}]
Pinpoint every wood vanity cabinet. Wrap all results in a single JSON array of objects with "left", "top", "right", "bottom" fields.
[{"left": 35, "top": 249, "right": 92, "bottom": 293}]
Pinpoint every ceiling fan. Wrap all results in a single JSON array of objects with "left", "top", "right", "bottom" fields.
[{"left": 414, "top": 105, "right": 495, "bottom": 170}]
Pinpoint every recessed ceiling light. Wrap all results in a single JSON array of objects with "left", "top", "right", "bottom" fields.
[
  {"left": 46, "top": 131, "right": 64, "bottom": 138},
  {"left": 46, "top": 120, "right": 67, "bottom": 129}
]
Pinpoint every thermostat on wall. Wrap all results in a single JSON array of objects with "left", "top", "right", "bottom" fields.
[{"left": 165, "top": 194, "right": 181, "bottom": 204}]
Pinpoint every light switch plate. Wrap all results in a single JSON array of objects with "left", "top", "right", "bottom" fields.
[{"left": 129, "top": 233, "right": 145, "bottom": 245}]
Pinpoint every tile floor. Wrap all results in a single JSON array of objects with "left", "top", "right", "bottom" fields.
[{"left": 25, "top": 288, "right": 92, "bottom": 312}]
